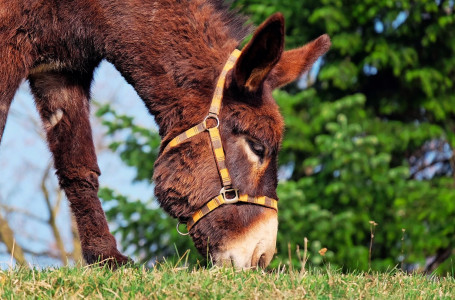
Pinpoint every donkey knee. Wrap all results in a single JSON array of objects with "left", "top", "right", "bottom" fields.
[{"left": 57, "top": 169, "right": 101, "bottom": 192}]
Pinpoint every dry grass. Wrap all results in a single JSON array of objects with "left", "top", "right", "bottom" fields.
[{"left": 0, "top": 263, "right": 454, "bottom": 299}]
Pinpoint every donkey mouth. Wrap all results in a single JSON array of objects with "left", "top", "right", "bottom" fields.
[{"left": 213, "top": 209, "right": 278, "bottom": 268}]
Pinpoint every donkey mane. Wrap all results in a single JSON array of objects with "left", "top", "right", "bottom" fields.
[
  {"left": 203, "top": 0, "right": 252, "bottom": 42},
  {"left": 107, "top": 0, "right": 252, "bottom": 138}
]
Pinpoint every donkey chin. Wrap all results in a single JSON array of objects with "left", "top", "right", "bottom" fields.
[{"left": 213, "top": 209, "right": 278, "bottom": 269}]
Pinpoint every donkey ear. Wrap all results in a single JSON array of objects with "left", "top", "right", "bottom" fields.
[
  {"left": 267, "top": 34, "right": 331, "bottom": 89},
  {"left": 233, "top": 13, "right": 285, "bottom": 93}
]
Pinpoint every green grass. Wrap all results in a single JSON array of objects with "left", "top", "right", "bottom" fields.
[{"left": 1, "top": 263, "right": 454, "bottom": 299}]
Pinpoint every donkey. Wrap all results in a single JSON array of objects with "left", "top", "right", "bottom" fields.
[{"left": 0, "top": 0, "right": 330, "bottom": 268}]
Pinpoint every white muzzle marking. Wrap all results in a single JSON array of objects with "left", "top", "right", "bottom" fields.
[{"left": 214, "top": 209, "right": 278, "bottom": 268}]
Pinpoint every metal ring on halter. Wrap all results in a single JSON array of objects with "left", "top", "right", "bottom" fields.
[
  {"left": 220, "top": 187, "right": 239, "bottom": 204},
  {"left": 203, "top": 114, "right": 220, "bottom": 129},
  {"left": 176, "top": 221, "right": 190, "bottom": 236}
]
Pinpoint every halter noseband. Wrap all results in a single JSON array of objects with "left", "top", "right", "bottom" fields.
[{"left": 162, "top": 49, "right": 278, "bottom": 234}]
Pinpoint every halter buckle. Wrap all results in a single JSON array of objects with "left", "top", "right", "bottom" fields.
[
  {"left": 203, "top": 113, "right": 220, "bottom": 130},
  {"left": 220, "top": 187, "right": 239, "bottom": 204}
]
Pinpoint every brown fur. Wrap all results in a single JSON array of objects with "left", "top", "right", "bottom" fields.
[{"left": 0, "top": 0, "right": 330, "bottom": 267}]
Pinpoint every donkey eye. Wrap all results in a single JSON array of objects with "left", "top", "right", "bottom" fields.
[{"left": 247, "top": 139, "right": 265, "bottom": 158}]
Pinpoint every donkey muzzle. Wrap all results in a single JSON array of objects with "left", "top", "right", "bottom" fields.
[{"left": 213, "top": 209, "right": 278, "bottom": 268}]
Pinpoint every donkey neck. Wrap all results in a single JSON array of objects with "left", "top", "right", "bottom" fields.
[{"left": 98, "top": 0, "right": 249, "bottom": 138}]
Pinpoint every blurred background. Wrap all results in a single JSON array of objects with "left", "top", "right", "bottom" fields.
[{"left": 0, "top": 0, "right": 454, "bottom": 274}]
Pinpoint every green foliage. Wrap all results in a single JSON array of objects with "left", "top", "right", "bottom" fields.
[
  {"left": 99, "top": 187, "right": 198, "bottom": 265},
  {"left": 97, "top": 0, "right": 455, "bottom": 273},
  {"left": 273, "top": 90, "right": 455, "bottom": 271},
  {"left": 96, "top": 104, "right": 161, "bottom": 182},
  {"left": 394, "top": 177, "right": 455, "bottom": 264}
]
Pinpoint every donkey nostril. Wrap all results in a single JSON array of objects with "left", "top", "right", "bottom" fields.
[
  {"left": 251, "top": 249, "right": 267, "bottom": 269},
  {"left": 258, "top": 254, "right": 267, "bottom": 268}
]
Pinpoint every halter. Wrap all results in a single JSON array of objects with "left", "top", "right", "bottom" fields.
[{"left": 162, "top": 49, "right": 278, "bottom": 234}]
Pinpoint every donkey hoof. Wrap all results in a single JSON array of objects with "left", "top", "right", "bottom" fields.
[
  {"left": 83, "top": 249, "right": 134, "bottom": 269},
  {"left": 105, "top": 250, "right": 134, "bottom": 269}
]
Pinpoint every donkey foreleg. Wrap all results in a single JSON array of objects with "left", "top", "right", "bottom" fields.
[
  {"left": 0, "top": 47, "right": 30, "bottom": 144},
  {"left": 29, "top": 70, "right": 131, "bottom": 268},
  {"left": 0, "top": 91, "right": 14, "bottom": 145}
]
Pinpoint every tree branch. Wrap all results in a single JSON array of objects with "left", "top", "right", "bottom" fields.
[
  {"left": 41, "top": 163, "right": 68, "bottom": 266},
  {"left": 0, "top": 204, "right": 47, "bottom": 223},
  {"left": 424, "top": 246, "right": 454, "bottom": 274},
  {"left": 0, "top": 213, "right": 27, "bottom": 266},
  {"left": 1, "top": 247, "right": 69, "bottom": 260},
  {"left": 450, "top": 149, "right": 455, "bottom": 185},
  {"left": 409, "top": 157, "right": 450, "bottom": 179},
  {"left": 71, "top": 214, "right": 84, "bottom": 266}
]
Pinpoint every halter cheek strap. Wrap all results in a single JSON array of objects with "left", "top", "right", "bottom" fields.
[{"left": 162, "top": 49, "right": 278, "bottom": 233}]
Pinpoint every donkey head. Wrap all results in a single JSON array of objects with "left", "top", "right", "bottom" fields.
[{"left": 153, "top": 13, "right": 330, "bottom": 268}]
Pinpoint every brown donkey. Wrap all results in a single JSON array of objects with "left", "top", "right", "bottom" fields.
[{"left": 0, "top": 0, "right": 330, "bottom": 268}]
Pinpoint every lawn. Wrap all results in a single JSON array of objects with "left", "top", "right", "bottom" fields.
[{"left": 1, "top": 263, "right": 454, "bottom": 299}]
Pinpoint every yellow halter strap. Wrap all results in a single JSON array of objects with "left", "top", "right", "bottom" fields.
[{"left": 162, "top": 49, "right": 278, "bottom": 233}]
